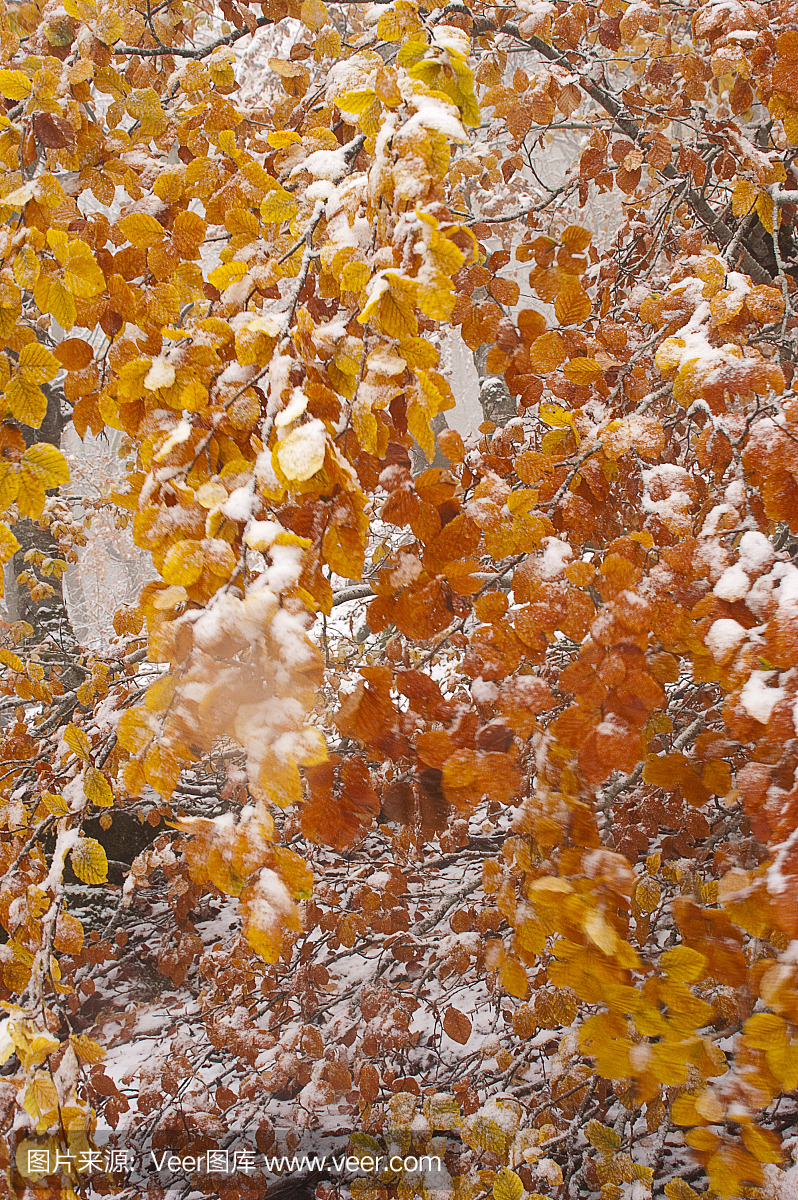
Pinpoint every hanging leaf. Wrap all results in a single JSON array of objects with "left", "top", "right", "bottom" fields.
[{"left": 70, "top": 839, "right": 108, "bottom": 885}]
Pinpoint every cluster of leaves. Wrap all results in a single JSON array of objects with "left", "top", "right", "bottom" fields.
[{"left": 3, "top": 0, "right": 798, "bottom": 1194}]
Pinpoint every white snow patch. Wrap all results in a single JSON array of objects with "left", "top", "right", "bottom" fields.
[
  {"left": 739, "top": 670, "right": 783, "bottom": 724},
  {"left": 706, "top": 618, "right": 747, "bottom": 662}
]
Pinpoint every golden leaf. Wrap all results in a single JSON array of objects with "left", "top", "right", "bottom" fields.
[
  {"left": 70, "top": 838, "right": 108, "bottom": 885},
  {"left": 162, "top": 539, "right": 205, "bottom": 585},
  {"left": 0, "top": 522, "right": 19, "bottom": 565},
  {"left": 0, "top": 464, "right": 20, "bottom": 511},
  {"left": 493, "top": 1169, "right": 524, "bottom": 1200},
  {"left": 208, "top": 261, "right": 248, "bottom": 289},
  {"left": 275, "top": 420, "right": 327, "bottom": 482},
  {"left": 64, "top": 722, "right": 91, "bottom": 762},
  {"left": 260, "top": 187, "right": 298, "bottom": 224},
  {"left": 554, "top": 276, "right": 592, "bottom": 326},
  {"left": 23, "top": 1073, "right": 60, "bottom": 1127},
  {"left": 13, "top": 246, "right": 40, "bottom": 290},
  {"left": 16, "top": 473, "right": 46, "bottom": 518},
  {"left": 117, "top": 212, "right": 166, "bottom": 248},
  {"left": 37, "top": 275, "right": 77, "bottom": 331},
  {"left": 20, "top": 443, "right": 69, "bottom": 489},
  {"left": 585, "top": 1119, "right": 621, "bottom": 1152},
  {"left": 64, "top": 241, "right": 105, "bottom": 298},
  {"left": 539, "top": 401, "right": 580, "bottom": 444},
  {"left": 70, "top": 1033, "right": 105, "bottom": 1064},
  {"left": 660, "top": 946, "right": 707, "bottom": 983},
  {"left": 84, "top": 765, "right": 113, "bottom": 806},
  {"left": 5, "top": 376, "right": 47, "bottom": 429},
  {"left": 563, "top": 357, "right": 603, "bottom": 385},
  {"left": 0, "top": 69, "right": 32, "bottom": 99},
  {"left": 500, "top": 956, "right": 529, "bottom": 998},
  {"left": 144, "top": 742, "right": 182, "bottom": 798},
  {"left": 527, "top": 331, "right": 566, "bottom": 372},
  {"left": 116, "top": 706, "right": 157, "bottom": 755},
  {"left": 301, "top": 0, "right": 328, "bottom": 29}
]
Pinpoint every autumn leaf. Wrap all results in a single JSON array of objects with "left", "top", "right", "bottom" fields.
[
  {"left": 70, "top": 839, "right": 108, "bottom": 885},
  {"left": 443, "top": 1006, "right": 472, "bottom": 1044}
]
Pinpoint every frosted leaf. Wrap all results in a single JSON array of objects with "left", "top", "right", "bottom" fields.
[
  {"left": 242, "top": 312, "right": 285, "bottom": 337},
  {"left": 276, "top": 419, "right": 327, "bottom": 481},
  {"left": 737, "top": 531, "right": 775, "bottom": 574},
  {"left": 739, "top": 671, "right": 783, "bottom": 724},
  {"left": 714, "top": 563, "right": 750, "bottom": 602},
  {"left": 155, "top": 419, "right": 191, "bottom": 461},
  {"left": 706, "top": 618, "right": 747, "bottom": 662},
  {"left": 275, "top": 388, "right": 309, "bottom": 428},
  {"left": 143, "top": 357, "right": 176, "bottom": 390}
]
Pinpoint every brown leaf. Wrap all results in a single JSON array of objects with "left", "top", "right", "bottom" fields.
[{"left": 443, "top": 1005, "right": 472, "bottom": 1044}]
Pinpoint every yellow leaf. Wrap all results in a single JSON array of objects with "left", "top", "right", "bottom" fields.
[
  {"left": 84, "top": 765, "right": 113, "bottom": 806},
  {"left": 0, "top": 521, "right": 20, "bottom": 564},
  {"left": 359, "top": 272, "right": 418, "bottom": 339},
  {"left": 0, "top": 463, "right": 19, "bottom": 510},
  {"left": 70, "top": 838, "right": 108, "bottom": 885},
  {"left": 37, "top": 274, "right": 77, "bottom": 330},
  {"left": 46, "top": 229, "right": 70, "bottom": 264},
  {"left": 267, "top": 130, "right": 301, "bottom": 148},
  {"left": 539, "top": 401, "right": 580, "bottom": 444},
  {"left": 11, "top": 1025, "right": 60, "bottom": 1071},
  {"left": 144, "top": 674, "right": 177, "bottom": 713},
  {"left": 13, "top": 246, "right": 40, "bottom": 290},
  {"left": 563, "top": 357, "right": 603, "bottom": 385},
  {"left": 301, "top": 0, "right": 328, "bottom": 29},
  {"left": 16, "top": 472, "right": 46, "bottom": 518},
  {"left": 20, "top": 443, "right": 69, "bottom": 489},
  {"left": 0, "top": 69, "right": 32, "bottom": 99},
  {"left": 144, "top": 742, "right": 182, "bottom": 798},
  {"left": 342, "top": 260, "right": 371, "bottom": 292},
  {"left": 729, "top": 177, "right": 758, "bottom": 216},
  {"left": 64, "top": 241, "right": 106, "bottom": 299},
  {"left": 555, "top": 277, "right": 592, "bottom": 326},
  {"left": 208, "top": 260, "right": 248, "bottom": 290},
  {"left": 64, "top": 722, "right": 91, "bottom": 762},
  {"left": 417, "top": 272, "right": 455, "bottom": 321},
  {"left": 19, "top": 342, "right": 59, "bottom": 385},
  {"left": 583, "top": 908, "right": 619, "bottom": 954},
  {"left": 275, "top": 420, "right": 327, "bottom": 482},
  {"left": 163, "top": 539, "right": 205, "bottom": 585},
  {"left": 499, "top": 956, "right": 528, "bottom": 998},
  {"left": 756, "top": 191, "right": 775, "bottom": 236},
  {"left": 70, "top": 1033, "right": 105, "bottom": 1064},
  {"left": 0, "top": 646, "right": 23, "bottom": 671},
  {"left": 116, "top": 706, "right": 157, "bottom": 755},
  {"left": 493, "top": 1169, "right": 524, "bottom": 1200},
  {"left": 336, "top": 89, "right": 377, "bottom": 115},
  {"left": 406, "top": 397, "right": 435, "bottom": 462},
  {"left": 5, "top": 375, "right": 47, "bottom": 428},
  {"left": 585, "top": 1119, "right": 621, "bottom": 1151},
  {"left": 117, "top": 212, "right": 166, "bottom": 248},
  {"left": 24, "top": 1072, "right": 60, "bottom": 1126},
  {"left": 260, "top": 187, "right": 299, "bottom": 224},
  {"left": 16, "top": 1137, "right": 58, "bottom": 1181},
  {"left": 741, "top": 1124, "right": 782, "bottom": 1165},
  {"left": 660, "top": 946, "right": 707, "bottom": 983}
]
